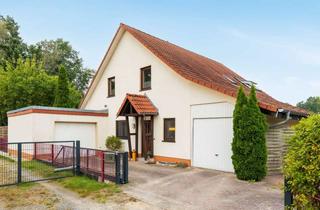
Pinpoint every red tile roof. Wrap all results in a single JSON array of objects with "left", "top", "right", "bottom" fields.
[
  {"left": 117, "top": 94, "right": 158, "bottom": 116},
  {"left": 120, "top": 23, "right": 308, "bottom": 116}
]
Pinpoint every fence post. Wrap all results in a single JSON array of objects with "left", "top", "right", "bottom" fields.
[
  {"left": 284, "top": 178, "right": 293, "bottom": 207},
  {"left": 75, "top": 140, "right": 81, "bottom": 175},
  {"left": 17, "top": 143, "right": 22, "bottom": 184},
  {"left": 115, "top": 152, "right": 121, "bottom": 184},
  {"left": 34, "top": 143, "right": 37, "bottom": 160},
  {"left": 86, "top": 149, "right": 89, "bottom": 172},
  {"left": 100, "top": 152, "right": 105, "bottom": 182},
  {"left": 123, "top": 152, "right": 129, "bottom": 184},
  {"left": 51, "top": 144, "right": 54, "bottom": 165}
]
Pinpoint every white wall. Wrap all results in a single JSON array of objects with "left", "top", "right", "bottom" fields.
[
  {"left": 82, "top": 32, "right": 235, "bottom": 160},
  {"left": 8, "top": 114, "right": 34, "bottom": 143},
  {"left": 8, "top": 113, "right": 107, "bottom": 149}
]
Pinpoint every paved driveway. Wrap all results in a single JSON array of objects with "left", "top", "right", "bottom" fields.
[{"left": 123, "top": 162, "right": 283, "bottom": 210}]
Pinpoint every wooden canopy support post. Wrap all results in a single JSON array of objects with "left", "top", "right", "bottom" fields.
[
  {"left": 135, "top": 116, "right": 139, "bottom": 158},
  {"left": 141, "top": 116, "right": 145, "bottom": 158},
  {"left": 150, "top": 115, "right": 154, "bottom": 156},
  {"left": 126, "top": 116, "right": 132, "bottom": 158}
]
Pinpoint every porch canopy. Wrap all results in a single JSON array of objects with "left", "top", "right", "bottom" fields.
[
  {"left": 117, "top": 94, "right": 158, "bottom": 158},
  {"left": 117, "top": 93, "right": 158, "bottom": 117}
]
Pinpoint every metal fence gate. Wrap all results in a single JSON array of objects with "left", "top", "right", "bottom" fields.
[
  {"left": 0, "top": 141, "right": 75, "bottom": 186},
  {"left": 0, "top": 141, "right": 129, "bottom": 186}
]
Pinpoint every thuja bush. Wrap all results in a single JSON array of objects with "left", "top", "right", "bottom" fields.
[
  {"left": 284, "top": 115, "right": 320, "bottom": 208},
  {"left": 232, "top": 86, "right": 268, "bottom": 181},
  {"left": 105, "top": 136, "right": 122, "bottom": 151}
]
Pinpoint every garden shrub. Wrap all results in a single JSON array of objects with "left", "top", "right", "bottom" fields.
[
  {"left": 105, "top": 136, "right": 122, "bottom": 151},
  {"left": 284, "top": 115, "right": 320, "bottom": 208},
  {"left": 232, "top": 86, "right": 268, "bottom": 181}
]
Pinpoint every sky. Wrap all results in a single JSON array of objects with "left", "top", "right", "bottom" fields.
[{"left": 1, "top": 0, "right": 320, "bottom": 105}]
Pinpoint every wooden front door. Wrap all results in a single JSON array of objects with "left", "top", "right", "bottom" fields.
[{"left": 142, "top": 117, "right": 153, "bottom": 159}]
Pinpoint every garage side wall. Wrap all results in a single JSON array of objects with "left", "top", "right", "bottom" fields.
[{"left": 266, "top": 126, "right": 294, "bottom": 174}]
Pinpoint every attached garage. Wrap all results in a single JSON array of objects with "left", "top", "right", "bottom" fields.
[
  {"left": 7, "top": 106, "right": 108, "bottom": 149},
  {"left": 191, "top": 102, "right": 234, "bottom": 172}
]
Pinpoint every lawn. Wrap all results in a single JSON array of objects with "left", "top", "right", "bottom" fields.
[
  {"left": 22, "top": 159, "right": 73, "bottom": 178},
  {"left": 57, "top": 176, "right": 122, "bottom": 203},
  {"left": 0, "top": 154, "right": 15, "bottom": 162}
]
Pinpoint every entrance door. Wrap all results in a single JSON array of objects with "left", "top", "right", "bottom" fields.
[{"left": 142, "top": 118, "right": 153, "bottom": 159}]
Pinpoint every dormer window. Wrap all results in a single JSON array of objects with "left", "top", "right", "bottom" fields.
[
  {"left": 108, "top": 77, "right": 115, "bottom": 97},
  {"left": 140, "top": 66, "right": 151, "bottom": 91}
]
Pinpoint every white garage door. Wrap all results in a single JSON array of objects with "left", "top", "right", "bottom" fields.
[
  {"left": 193, "top": 118, "right": 233, "bottom": 172},
  {"left": 54, "top": 122, "right": 96, "bottom": 148},
  {"left": 191, "top": 102, "right": 234, "bottom": 172}
]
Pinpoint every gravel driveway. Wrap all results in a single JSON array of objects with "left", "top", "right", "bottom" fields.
[{"left": 124, "top": 162, "right": 284, "bottom": 210}]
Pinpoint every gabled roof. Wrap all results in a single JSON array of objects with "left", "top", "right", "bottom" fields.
[
  {"left": 117, "top": 94, "right": 158, "bottom": 116},
  {"left": 81, "top": 23, "right": 308, "bottom": 117}
]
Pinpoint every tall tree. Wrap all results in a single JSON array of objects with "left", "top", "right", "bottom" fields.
[
  {"left": 232, "top": 86, "right": 268, "bottom": 181},
  {"left": 0, "top": 16, "right": 27, "bottom": 68},
  {"left": 246, "top": 86, "right": 268, "bottom": 180},
  {"left": 297, "top": 96, "right": 320, "bottom": 113},
  {"left": 0, "top": 59, "right": 57, "bottom": 125},
  {"left": 28, "top": 39, "right": 94, "bottom": 92},
  {"left": 54, "top": 65, "right": 69, "bottom": 107}
]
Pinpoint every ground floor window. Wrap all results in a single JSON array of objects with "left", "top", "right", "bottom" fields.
[
  {"left": 163, "top": 118, "right": 175, "bottom": 142},
  {"left": 116, "top": 120, "right": 128, "bottom": 139}
]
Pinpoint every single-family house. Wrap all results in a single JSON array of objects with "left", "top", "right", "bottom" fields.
[{"left": 8, "top": 23, "right": 307, "bottom": 174}]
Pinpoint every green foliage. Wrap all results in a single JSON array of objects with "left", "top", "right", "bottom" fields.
[
  {"left": 105, "top": 136, "right": 122, "bottom": 151},
  {"left": 54, "top": 65, "right": 69, "bottom": 107},
  {"left": 28, "top": 39, "right": 94, "bottom": 92},
  {"left": 297, "top": 96, "right": 320, "bottom": 114},
  {"left": 0, "top": 59, "right": 57, "bottom": 125},
  {"left": 232, "top": 86, "right": 268, "bottom": 181},
  {"left": 57, "top": 176, "right": 121, "bottom": 201},
  {"left": 284, "top": 115, "right": 320, "bottom": 208},
  {"left": 0, "top": 16, "right": 28, "bottom": 68},
  {"left": 0, "top": 59, "right": 82, "bottom": 125},
  {"left": 22, "top": 160, "right": 73, "bottom": 178},
  {"left": 0, "top": 15, "right": 93, "bottom": 92}
]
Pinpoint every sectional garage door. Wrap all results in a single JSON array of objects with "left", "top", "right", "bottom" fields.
[
  {"left": 54, "top": 122, "right": 96, "bottom": 148},
  {"left": 191, "top": 102, "right": 234, "bottom": 172}
]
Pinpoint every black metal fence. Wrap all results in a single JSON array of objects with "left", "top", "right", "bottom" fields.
[
  {"left": 284, "top": 178, "right": 293, "bottom": 207},
  {"left": 0, "top": 141, "right": 128, "bottom": 186}
]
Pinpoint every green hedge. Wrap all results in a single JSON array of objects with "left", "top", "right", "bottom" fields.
[{"left": 284, "top": 115, "right": 320, "bottom": 208}]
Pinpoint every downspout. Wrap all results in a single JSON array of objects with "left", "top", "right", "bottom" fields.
[{"left": 269, "top": 109, "right": 291, "bottom": 128}]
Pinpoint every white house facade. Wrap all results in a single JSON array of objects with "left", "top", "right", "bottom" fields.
[{"left": 79, "top": 24, "right": 307, "bottom": 172}]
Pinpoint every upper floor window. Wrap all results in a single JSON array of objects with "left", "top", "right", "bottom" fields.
[
  {"left": 140, "top": 66, "right": 151, "bottom": 91},
  {"left": 108, "top": 77, "right": 115, "bottom": 97}
]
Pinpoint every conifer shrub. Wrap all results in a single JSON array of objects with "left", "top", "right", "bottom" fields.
[
  {"left": 232, "top": 86, "right": 268, "bottom": 181},
  {"left": 105, "top": 136, "right": 122, "bottom": 151}
]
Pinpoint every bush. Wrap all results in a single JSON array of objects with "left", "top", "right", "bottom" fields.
[
  {"left": 105, "top": 136, "right": 122, "bottom": 151},
  {"left": 284, "top": 115, "right": 320, "bottom": 208},
  {"left": 231, "top": 86, "right": 268, "bottom": 181}
]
